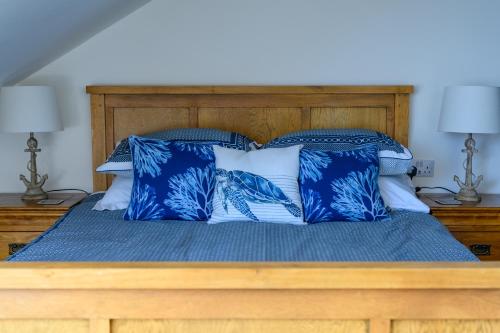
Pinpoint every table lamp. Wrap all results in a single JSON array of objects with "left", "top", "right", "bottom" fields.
[
  {"left": 0, "top": 86, "right": 62, "bottom": 201},
  {"left": 438, "top": 85, "right": 500, "bottom": 202}
]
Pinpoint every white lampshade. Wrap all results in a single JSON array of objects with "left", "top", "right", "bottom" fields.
[
  {"left": 0, "top": 86, "right": 62, "bottom": 133},
  {"left": 439, "top": 85, "right": 500, "bottom": 134}
]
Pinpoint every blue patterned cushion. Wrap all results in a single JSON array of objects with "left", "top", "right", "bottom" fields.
[
  {"left": 124, "top": 136, "right": 217, "bottom": 221},
  {"left": 97, "top": 128, "right": 254, "bottom": 174},
  {"left": 263, "top": 129, "right": 412, "bottom": 175},
  {"left": 300, "top": 145, "right": 389, "bottom": 223}
]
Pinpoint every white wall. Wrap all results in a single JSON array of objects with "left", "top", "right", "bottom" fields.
[
  {"left": 0, "top": 0, "right": 150, "bottom": 85},
  {"left": 2, "top": 0, "right": 500, "bottom": 193}
]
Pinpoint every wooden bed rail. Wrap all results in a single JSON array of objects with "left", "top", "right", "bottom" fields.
[
  {"left": 1, "top": 262, "right": 500, "bottom": 289},
  {"left": 1, "top": 262, "right": 500, "bottom": 333}
]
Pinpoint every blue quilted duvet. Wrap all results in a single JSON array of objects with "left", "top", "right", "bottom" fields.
[{"left": 8, "top": 194, "right": 477, "bottom": 262}]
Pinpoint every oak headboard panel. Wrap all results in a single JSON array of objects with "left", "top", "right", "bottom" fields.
[{"left": 87, "top": 85, "right": 413, "bottom": 191}]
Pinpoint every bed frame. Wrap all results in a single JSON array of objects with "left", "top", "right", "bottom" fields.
[{"left": 1, "top": 86, "right": 500, "bottom": 333}]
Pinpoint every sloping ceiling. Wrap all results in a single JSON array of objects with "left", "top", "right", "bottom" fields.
[{"left": 0, "top": 0, "right": 150, "bottom": 85}]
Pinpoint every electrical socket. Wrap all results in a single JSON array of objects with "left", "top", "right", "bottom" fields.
[{"left": 414, "top": 160, "right": 435, "bottom": 177}]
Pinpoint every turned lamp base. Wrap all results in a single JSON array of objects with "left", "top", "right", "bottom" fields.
[
  {"left": 19, "top": 132, "right": 49, "bottom": 201},
  {"left": 21, "top": 188, "right": 48, "bottom": 201},
  {"left": 454, "top": 187, "right": 481, "bottom": 203},
  {"left": 453, "top": 133, "right": 483, "bottom": 203}
]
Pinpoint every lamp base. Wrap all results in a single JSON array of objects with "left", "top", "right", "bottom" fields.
[
  {"left": 21, "top": 187, "right": 48, "bottom": 201},
  {"left": 19, "top": 132, "right": 49, "bottom": 201},
  {"left": 454, "top": 187, "right": 481, "bottom": 203},
  {"left": 452, "top": 133, "right": 483, "bottom": 203}
]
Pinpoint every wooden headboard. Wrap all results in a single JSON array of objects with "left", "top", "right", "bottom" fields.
[{"left": 87, "top": 85, "right": 413, "bottom": 191}]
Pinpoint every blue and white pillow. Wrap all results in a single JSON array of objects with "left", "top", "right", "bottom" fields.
[
  {"left": 124, "top": 136, "right": 217, "bottom": 221},
  {"left": 264, "top": 129, "right": 412, "bottom": 175},
  {"left": 208, "top": 145, "right": 305, "bottom": 225},
  {"left": 300, "top": 145, "right": 389, "bottom": 223},
  {"left": 97, "top": 128, "right": 255, "bottom": 174}
]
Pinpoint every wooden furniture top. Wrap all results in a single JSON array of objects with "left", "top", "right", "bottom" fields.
[
  {"left": 86, "top": 85, "right": 414, "bottom": 95},
  {"left": 1, "top": 262, "right": 500, "bottom": 290},
  {"left": 87, "top": 85, "right": 413, "bottom": 191},
  {"left": 0, "top": 193, "right": 87, "bottom": 213},
  {"left": 420, "top": 193, "right": 500, "bottom": 213}
]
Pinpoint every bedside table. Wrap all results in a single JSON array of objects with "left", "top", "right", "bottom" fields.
[
  {"left": 420, "top": 193, "right": 500, "bottom": 261},
  {"left": 0, "top": 192, "right": 86, "bottom": 259}
]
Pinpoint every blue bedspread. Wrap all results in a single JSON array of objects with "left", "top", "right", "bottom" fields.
[{"left": 9, "top": 194, "right": 477, "bottom": 262}]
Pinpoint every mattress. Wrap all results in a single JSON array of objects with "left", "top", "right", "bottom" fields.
[{"left": 8, "top": 194, "right": 477, "bottom": 262}]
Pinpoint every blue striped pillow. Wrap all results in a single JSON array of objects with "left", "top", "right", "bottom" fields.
[
  {"left": 263, "top": 129, "right": 412, "bottom": 175},
  {"left": 97, "top": 128, "right": 255, "bottom": 175}
]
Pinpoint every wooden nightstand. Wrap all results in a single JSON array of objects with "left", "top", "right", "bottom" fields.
[
  {"left": 420, "top": 193, "right": 500, "bottom": 261},
  {"left": 0, "top": 192, "right": 86, "bottom": 259}
]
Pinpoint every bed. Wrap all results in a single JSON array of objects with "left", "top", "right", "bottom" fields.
[
  {"left": 1, "top": 86, "right": 500, "bottom": 333},
  {"left": 8, "top": 194, "right": 476, "bottom": 262}
]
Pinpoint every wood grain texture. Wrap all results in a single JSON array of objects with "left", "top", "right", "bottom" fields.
[
  {"left": 104, "top": 93, "right": 396, "bottom": 108},
  {"left": 90, "top": 94, "right": 107, "bottom": 191},
  {"left": 420, "top": 193, "right": 500, "bottom": 260},
  {"left": 0, "top": 193, "right": 86, "bottom": 231},
  {"left": 1, "top": 287, "right": 500, "bottom": 332},
  {"left": 0, "top": 193, "right": 86, "bottom": 260},
  {"left": 394, "top": 93, "right": 409, "bottom": 147},
  {"left": 87, "top": 86, "right": 412, "bottom": 191},
  {"left": 113, "top": 107, "right": 191, "bottom": 141},
  {"left": 198, "top": 107, "right": 302, "bottom": 143},
  {"left": 0, "top": 320, "right": 88, "bottom": 333},
  {"left": 0, "top": 232, "right": 39, "bottom": 259},
  {"left": 86, "top": 85, "right": 414, "bottom": 95},
  {"left": 2, "top": 289, "right": 500, "bottom": 320},
  {"left": 89, "top": 319, "right": 110, "bottom": 333},
  {"left": 393, "top": 320, "right": 500, "bottom": 333},
  {"left": 2, "top": 262, "right": 500, "bottom": 290},
  {"left": 448, "top": 232, "right": 500, "bottom": 260},
  {"left": 420, "top": 194, "right": 500, "bottom": 214},
  {"left": 112, "top": 319, "right": 367, "bottom": 333},
  {"left": 370, "top": 319, "right": 391, "bottom": 333},
  {"left": 311, "top": 107, "right": 388, "bottom": 133}
]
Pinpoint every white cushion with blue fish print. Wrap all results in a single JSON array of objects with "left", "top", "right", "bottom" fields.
[{"left": 208, "top": 145, "right": 305, "bottom": 225}]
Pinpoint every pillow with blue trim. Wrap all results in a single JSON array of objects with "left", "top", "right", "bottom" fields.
[
  {"left": 263, "top": 128, "right": 412, "bottom": 175},
  {"left": 300, "top": 145, "right": 389, "bottom": 223},
  {"left": 208, "top": 145, "right": 305, "bottom": 225},
  {"left": 97, "top": 128, "right": 255, "bottom": 175},
  {"left": 124, "top": 136, "right": 217, "bottom": 221}
]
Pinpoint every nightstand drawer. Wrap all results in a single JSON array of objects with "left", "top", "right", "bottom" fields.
[
  {"left": 0, "top": 232, "right": 41, "bottom": 260},
  {"left": 451, "top": 231, "right": 500, "bottom": 260},
  {"left": 0, "top": 214, "right": 61, "bottom": 231}
]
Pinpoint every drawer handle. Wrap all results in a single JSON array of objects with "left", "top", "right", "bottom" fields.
[
  {"left": 469, "top": 244, "right": 491, "bottom": 256},
  {"left": 8, "top": 243, "right": 27, "bottom": 255}
]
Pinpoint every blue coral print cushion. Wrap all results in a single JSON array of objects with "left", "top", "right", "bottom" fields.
[
  {"left": 208, "top": 145, "right": 305, "bottom": 225},
  {"left": 124, "top": 136, "right": 216, "bottom": 221},
  {"left": 300, "top": 145, "right": 389, "bottom": 223}
]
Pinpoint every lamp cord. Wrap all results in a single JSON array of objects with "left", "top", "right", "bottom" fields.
[
  {"left": 415, "top": 186, "right": 456, "bottom": 194},
  {"left": 47, "top": 189, "right": 90, "bottom": 196}
]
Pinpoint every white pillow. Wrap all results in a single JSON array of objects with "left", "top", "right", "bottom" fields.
[
  {"left": 92, "top": 175, "right": 133, "bottom": 211},
  {"left": 378, "top": 175, "right": 429, "bottom": 213},
  {"left": 208, "top": 145, "right": 305, "bottom": 225}
]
